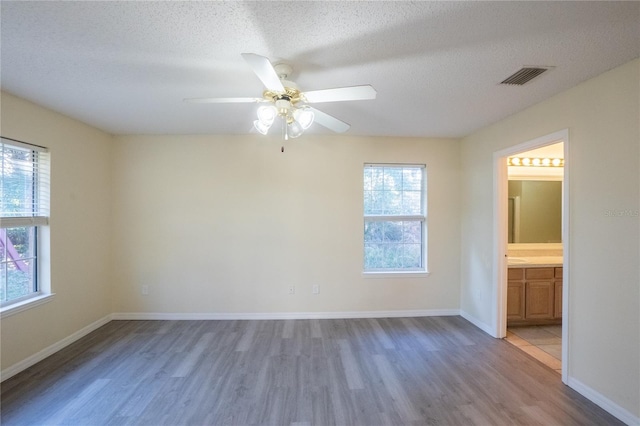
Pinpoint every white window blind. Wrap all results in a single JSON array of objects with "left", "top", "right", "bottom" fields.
[{"left": 0, "top": 138, "right": 50, "bottom": 228}]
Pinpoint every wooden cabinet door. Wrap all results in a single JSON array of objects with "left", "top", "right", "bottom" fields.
[
  {"left": 507, "top": 281, "right": 525, "bottom": 320},
  {"left": 554, "top": 281, "right": 563, "bottom": 318},
  {"left": 525, "top": 281, "right": 554, "bottom": 319}
]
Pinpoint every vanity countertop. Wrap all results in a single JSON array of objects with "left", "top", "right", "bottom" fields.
[{"left": 507, "top": 256, "right": 563, "bottom": 267}]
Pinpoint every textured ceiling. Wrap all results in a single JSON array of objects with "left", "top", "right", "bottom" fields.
[{"left": 1, "top": 1, "right": 638, "bottom": 138}]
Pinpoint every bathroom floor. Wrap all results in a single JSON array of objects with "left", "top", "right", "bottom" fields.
[{"left": 505, "top": 325, "right": 562, "bottom": 374}]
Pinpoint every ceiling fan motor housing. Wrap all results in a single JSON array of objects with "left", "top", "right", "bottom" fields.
[
  {"left": 273, "top": 63, "right": 293, "bottom": 80},
  {"left": 264, "top": 86, "right": 302, "bottom": 105}
]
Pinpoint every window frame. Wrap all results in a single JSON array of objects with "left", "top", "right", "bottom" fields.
[
  {"left": 0, "top": 137, "right": 52, "bottom": 315},
  {"left": 362, "top": 163, "right": 429, "bottom": 276}
]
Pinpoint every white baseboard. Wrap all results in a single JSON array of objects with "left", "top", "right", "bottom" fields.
[
  {"left": 1, "top": 314, "right": 112, "bottom": 382},
  {"left": 567, "top": 377, "right": 640, "bottom": 425},
  {"left": 111, "top": 309, "right": 460, "bottom": 321},
  {"left": 459, "top": 310, "right": 497, "bottom": 337}
]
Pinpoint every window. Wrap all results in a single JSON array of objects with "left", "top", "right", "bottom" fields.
[
  {"left": 0, "top": 138, "right": 50, "bottom": 307},
  {"left": 363, "top": 164, "right": 426, "bottom": 272}
]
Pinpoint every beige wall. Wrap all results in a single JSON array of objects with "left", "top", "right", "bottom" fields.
[
  {"left": 460, "top": 59, "right": 639, "bottom": 417},
  {"left": 0, "top": 92, "right": 113, "bottom": 370},
  {"left": 111, "top": 135, "right": 461, "bottom": 315}
]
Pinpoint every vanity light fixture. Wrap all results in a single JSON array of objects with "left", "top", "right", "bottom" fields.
[{"left": 508, "top": 157, "right": 564, "bottom": 167}]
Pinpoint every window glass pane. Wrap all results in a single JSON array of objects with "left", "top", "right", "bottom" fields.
[
  {"left": 0, "top": 226, "right": 37, "bottom": 303},
  {"left": 364, "top": 243, "right": 384, "bottom": 270},
  {"left": 6, "top": 258, "right": 35, "bottom": 301},
  {"left": 0, "top": 233, "right": 5, "bottom": 264},
  {"left": 382, "top": 244, "right": 403, "bottom": 269},
  {"left": 370, "top": 167, "right": 384, "bottom": 191},
  {"left": 364, "top": 220, "right": 423, "bottom": 270},
  {"left": 0, "top": 263, "right": 6, "bottom": 302},
  {"left": 402, "top": 190, "right": 422, "bottom": 215},
  {"left": 382, "top": 190, "right": 402, "bottom": 215},
  {"left": 7, "top": 227, "right": 35, "bottom": 258},
  {"left": 402, "top": 244, "right": 422, "bottom": 268},
  {"left": 402, "top": 167, "right": 422, "bottom": 191},
  {"left": 363, "top": 167, "right": 373, "bottom": 191},
  {"left": 364, "top": 241, "right": 424, "bottom": 270},
  {"left": 383, "top": 167, "right": 402, "bottom": 191},
  {"left": 402, "top": 221, "right": 422, "bottom": 243},
  {"left": 1, "top": 146, "right": 34, "bottom": 217},
  {"left": 364, "top": 190, "right": 385, "bottom": 215},
  {"left": 382, "top": 221, "right": 403, "bottom": 242},
  {"left": 364, "top": 222, "right": 384, "bottom": 243},
  {"left": 364, "top": 166, "right": 424, "bottom": 216}
]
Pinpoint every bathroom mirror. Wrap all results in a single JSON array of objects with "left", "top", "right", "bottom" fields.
[{"left": 508, "top": 180, "right": 562, "bottom": 243}]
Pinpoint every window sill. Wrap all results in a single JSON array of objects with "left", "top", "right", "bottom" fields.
[
  {"left": 362, "top": 271, "right": 431, "bottom": 279},
  {"left": 0, "top": 293, "right": 56, "bottom": 319}
]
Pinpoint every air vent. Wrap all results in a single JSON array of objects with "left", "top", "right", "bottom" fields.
[{"left": 500, "top": 67, "right": 552, "bottom": 85}]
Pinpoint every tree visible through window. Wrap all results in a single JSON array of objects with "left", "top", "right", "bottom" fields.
[
  {"left": 0, "top": 138, "right": 49, "bottom": 305},
  {"left": 364, "top": 164, "right": 426, "bottom": 271}
]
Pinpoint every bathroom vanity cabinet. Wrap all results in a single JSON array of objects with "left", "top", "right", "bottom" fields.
[{"left": 507, "top": 266, "right": 562, "bottom": 325}]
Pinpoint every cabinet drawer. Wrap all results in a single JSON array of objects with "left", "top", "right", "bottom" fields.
[
  {"left": 508, "top": 268, "right": 524, "bottom": 280},
  {"left": 555, "top": 267, "right": 563, "bottom": 278},
  {"left": 525, "top": 267, "right": 554, "bottom": 280}
]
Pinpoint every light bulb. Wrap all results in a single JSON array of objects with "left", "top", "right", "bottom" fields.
[
  {"left": 253, "top": 119, "right": 272, "bottom": 135},
  {"left": 532, "top": 158, "right": 541, "bottom": 166},
  {"left": 552, "top": 158, "right": 562, "bottom": 167},
  {"left": 522, "top": 158, "right": 531, "bottom": 166},
  {"left": 294, "top": 108, "right": 314, "bottom": 129},
  {"left": 257, "top": 105, "right": 277, "bottom": 125},
  {"left": 511, "top": 157, "right": 521, "bottom": 166},
  {"left": 542, "top": 158, "right": 551, "bottom": 166}
]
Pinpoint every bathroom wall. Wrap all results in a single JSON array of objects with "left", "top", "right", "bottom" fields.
[{"left": 509, "top": 180, "right": 562, "bottom": 243}]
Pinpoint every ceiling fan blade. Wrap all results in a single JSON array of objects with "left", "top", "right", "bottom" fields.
[
  {"left": 241, "top": 53, "right": 285, "bottom": 92},
  {"left": 303, "top": 85, "right": 377, "bottom": 103},
  {"left": 184, "top": 97, "right": 264, "bottom": 104},
  {"left": 308, "top": 107, "right": 350, "bottom": 133}
]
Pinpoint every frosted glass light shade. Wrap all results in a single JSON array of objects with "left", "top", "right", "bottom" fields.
[
  {"left": 257, "top": 105, "right": 277, "bottom": 124},
  {"left": 288, "top": 121, "right": 304, "bottom": 138},
  {"left": 294, "top": 108, "right": 314, "bottom": 129},
  {"left": 253, "top": 119, "right": 272, "bottom": 135}
]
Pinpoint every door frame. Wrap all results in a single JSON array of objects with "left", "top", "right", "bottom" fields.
[{"left": 493, "top": 129, "right": 570, "bottom": 384}]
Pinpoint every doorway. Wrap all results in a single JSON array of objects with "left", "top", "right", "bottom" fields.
[{"left": 493, "top": 129, "right": 569, "bottom": 384}]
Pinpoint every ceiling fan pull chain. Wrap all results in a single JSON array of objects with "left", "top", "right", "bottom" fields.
[
  {"left": 281, "top": 116, "right": 287, "bottom": 152},
  {"left": 282, "top": 116, "right": 289, "bottom": 141}
]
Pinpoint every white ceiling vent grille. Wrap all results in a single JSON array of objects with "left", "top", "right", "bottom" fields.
[{"left": 500, "top": 67, "right": 552, "bottom": 85}]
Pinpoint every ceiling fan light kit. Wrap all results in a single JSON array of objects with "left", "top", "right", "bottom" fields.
[{"left": 185, "top": 53, "right": 377, "bottom": 144}]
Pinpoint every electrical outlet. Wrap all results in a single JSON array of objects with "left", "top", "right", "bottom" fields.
[
  {"left": 141, "top": 285, "right": 149, "bottom": 295},
  {"left": 312, "top": 285, "right": 319, "bottom": 294},
  {"left": 288, "top": 285, "right": 295, "bottom": 295}
]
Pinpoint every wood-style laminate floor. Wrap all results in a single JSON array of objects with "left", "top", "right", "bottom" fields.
[{"left": 1, "top": 316, "right": 622, "bottom": 425}]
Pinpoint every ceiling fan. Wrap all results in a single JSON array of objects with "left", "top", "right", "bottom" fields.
[{"left": 184, "top": 53, "right": 377, "bottom": 140}]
